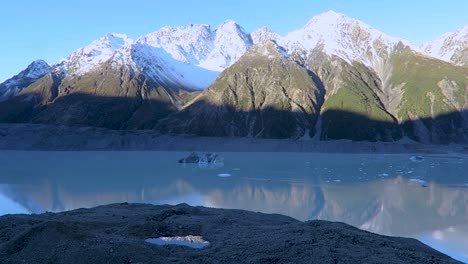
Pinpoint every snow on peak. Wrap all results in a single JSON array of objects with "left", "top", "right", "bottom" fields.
[
  {"left": 138, "top": 20, "right": 253, "bottom": 73},
  {"left": 30, "top": 59, "right": 49, "bottom": 67},
  {"left": 198, "top": 20, "right": 253, "bottom": 71},
  {"left": 25, "top": 60, "right": 51, "bottom": 78},
  {"left": 137, "top": 24, "right": 213, "bottom": 64},
  {"left": 215, "top": 20, "right": 250, "bottom": 41},
  {"left": 284, "top": 10, "right": 405, "bottom": 67},
  {"left": 250, "top": 40, "right": 289, "bottom": 60},
  {"left": 307, "top": 10, "right": 344, "bottom": 24},
  {"left": 218, "top": 20, "right": 241, "bottom": 30},
  {"left": 0, "top": 59, "right": 52, "bottom": 101},
  {"left": 251, "top": 27, "right": 281, "bottom": 45},
  {"left": 61, "top": 33, "right": 134, "bottom": 75},
  {"left": 130, "top": 43, "right": 218, "bottom": 90},
  {"left": 420, "top": 25, "right": 468, "bottom": 64},
  {"left": 102, "top": 33, "right": 133, "bottom": 49}
]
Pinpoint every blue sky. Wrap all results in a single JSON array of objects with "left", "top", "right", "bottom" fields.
[{"left": 1, "top": 0, "right": 467, "bottom": 82}]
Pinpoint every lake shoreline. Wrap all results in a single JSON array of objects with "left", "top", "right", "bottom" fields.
[
  {"left": 0, "top": 203, "right": 461, "bottom": 263},
  {"left": 0, "top": 123, "right": 466, "bottom": 154}
]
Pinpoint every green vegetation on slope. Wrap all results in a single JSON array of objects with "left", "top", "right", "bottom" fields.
[
  {"left": 389, "top": 48, "right": 468, "bottom": 142},
  {"left": 311, "top": 57, "right": 400, "bottom": 141}
]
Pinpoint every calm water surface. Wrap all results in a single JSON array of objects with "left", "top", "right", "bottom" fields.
[{"left": 0, "top": 151, "right": 467, "bottom": 262}]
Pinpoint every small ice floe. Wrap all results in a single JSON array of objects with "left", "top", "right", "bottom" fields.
[
  {"left": 179, "top": 152, "right": 223, "bottom": 164},
  {"left": 378, "top": 173, "right": 390, "bottom": 177},
  {"left": 217, "top": 173, "right": 232, "bottom": 177},
  {"left": 409, "top": 178, "right": 427, "bottom": 184},
  {"left": 179, "top": 152, "right": 224, "bottom": 169},
  {"left": 409, "top": 155, "right": 424, "bottom": 162},
  {"left": 145, "top": 235, "right": 210, "bottom": 249},
  {"left": 333, "top": 179, "right": 342, "bottom": 183}
]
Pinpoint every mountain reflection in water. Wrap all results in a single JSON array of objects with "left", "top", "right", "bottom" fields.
[{"left": 0, "top": 151, "right": 466, "bottom": 262}]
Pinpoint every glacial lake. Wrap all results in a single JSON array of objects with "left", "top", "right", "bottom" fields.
[{"left": 0, "top": 151, "right": 467, "bottom": 262}]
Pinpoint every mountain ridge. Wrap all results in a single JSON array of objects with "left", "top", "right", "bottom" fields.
[
  {"left": 2, "top": 11, "right": 466, "bottom": 93},
  {"left": 0, "top": 11, "right": 467, "bottom": 143},
  {"left": 420, "top": 25, "right": 468, "bottom": 66}
]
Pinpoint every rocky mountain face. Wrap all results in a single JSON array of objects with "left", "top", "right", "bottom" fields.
[
  {"left": 159, "top": 41, "right": 323, "bottom": 139},
  {"left": 0, "top": 11, "right": 467, "bottom": 143}
]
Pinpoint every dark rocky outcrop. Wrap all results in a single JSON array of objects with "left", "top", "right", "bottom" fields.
[{"left": 0, "top": 203, "right": 460, "bottom": 264}]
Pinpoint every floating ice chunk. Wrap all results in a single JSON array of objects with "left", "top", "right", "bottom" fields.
[
  {"left": 410, "top": 179, "right": 427, "bottom": 184},
  {"left": 333, "top": 179, "right": 342, "bottom": 183},
  {"left": 145, "top": 235, "right": 210, "bottom": 249},
  {"left": 378, "top": 173, "right": 389, "bottom": 177},
  {"left": 410, "top": 156, "right": 424, "bottom": 162},
  {"left": 218, "top": 173, "right": 232, "bottom": 177}
]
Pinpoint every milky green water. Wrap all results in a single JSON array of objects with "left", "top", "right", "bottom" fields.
[{"left": 0, "top": 151, "right": 466, "bottom": 262}]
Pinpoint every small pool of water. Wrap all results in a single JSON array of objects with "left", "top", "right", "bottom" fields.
[{"left": 145, "top": 235, "right": 210, "bottom": 249}]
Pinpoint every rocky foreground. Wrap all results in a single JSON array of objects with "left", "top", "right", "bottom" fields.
[
  {"left": 0, "top": 203, "right": 460, "bottom": 263},
  {"left": 0, "top": 123, "right": 466, "bottom": 153}
]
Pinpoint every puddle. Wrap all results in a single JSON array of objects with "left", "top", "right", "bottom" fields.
[{"left": 145, "top": 235, "right": 210, "bottom": 249}]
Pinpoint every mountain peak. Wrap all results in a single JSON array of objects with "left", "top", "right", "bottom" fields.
[
  {"left": 315, "top": 10, "right": 345, "bottom": 19},
  {"left": 137, "top": 23, "right": 214, "bottom": 65},
  {"left": 0, "top": 59, "right": 52, "bottom": 101},
  {"left": 197, "top": 20, "right": 252, "bottom": 71},
  {"left": 304, "top": 10, "right": 362, "bottom": 31},
  {"left": 216, "top": 20, "right": 247, "bottom": 35},
  {"left": 60, "top": 32, "right": 134, "bottom": 75},
  {"left": 251, "top": 27, "right": 281, "bottom": 45},
  {"left": 26, "top": 60, "right": 51, "bottom": 76},
  {"left": 305, "top": 10, "right": 350, "bottom": 27},
  {"left": 29, "top": 59, "right": 50, "bottom": 68},
  {"left": 284, "top": 10, "right": 403, "bottom": 68},
  {"left": 103, "top": 33, "right": 130, "bottom": 39},
  {"left": 250, "top": 40, "right": 288, "bottom": 59},
  {"left": 420, "top": 24, "right": 468, "bottom": 66},
  {"left": 99, "top": 33, "right": 134, "bottom": 49},
  {"left": 219, "top": 20, "right": 239, "bottom": 28}
]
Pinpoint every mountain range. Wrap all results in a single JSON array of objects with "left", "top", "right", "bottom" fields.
[{"left": 0, "top": 11, "right": 467, "bottom": 143}]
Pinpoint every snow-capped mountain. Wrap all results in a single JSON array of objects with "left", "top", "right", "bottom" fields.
[
  {"left": 137, "top": 24, "right": 214, "bottom": 66},
  {"left": 0, "top": 60, "right": 51, "bottom": 102},
  {"left": 59, "top": 33, "right": 134, "bottom": 75},
  {"left": 282, "top": 11, "right": 406, "bottom": 68},
  {"left": 54, "top": 21, "right": 253, "bottom": 90},
  {"left": 129, "top": 43, "right": 218, "bottom": 89},
  {"left": 251, "top": 27, "right": 281, "bottom": 45},
  {"left": 138, "top": 20, "right": 252, "bottom": 72},
  {"left": 1, "top": 11, "right": 467, "bottom": 143},
  {"left": 200, "top": 20, "right": 252, "bottom": 71},
  {"left": 421, "top": 25, "right": 468, "bottom": 66},
  {"left": 0, "top": 11, "right": 418, "bottom": 97}
]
